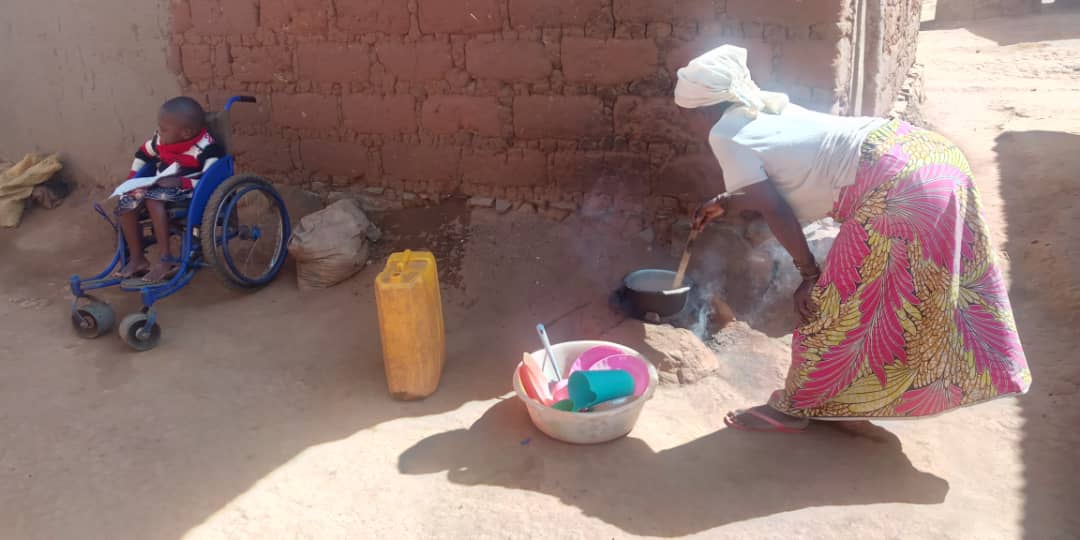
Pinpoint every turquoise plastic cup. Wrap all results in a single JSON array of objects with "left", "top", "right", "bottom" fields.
[{"left": 567, "top": 370, "right": 635, "bottom": 411}]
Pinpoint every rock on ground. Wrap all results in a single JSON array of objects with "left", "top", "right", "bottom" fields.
[
  {"left": 706, "top": 321, "right": 790, "bottom": 397},
  {"left": 602, "top": 320, "right": 718, "bottom": 385}
]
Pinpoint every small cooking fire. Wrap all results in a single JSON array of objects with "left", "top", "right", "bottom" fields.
[{"left": 613, "top": 269, "right": 735, "bottom": 339}]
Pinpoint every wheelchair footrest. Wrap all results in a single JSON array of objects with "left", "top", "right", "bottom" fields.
[
  {"left": 79, "top": 277, "right": 122, "bottom": 291},
  {"left": 119, "top": 268, "right": 194, "bottom": 292},
  {"left": 120, "top": 278, "right": 150, "bottom": 291},
  {"left": 120, "top": 277, "right": 167, "bottom": 291}
]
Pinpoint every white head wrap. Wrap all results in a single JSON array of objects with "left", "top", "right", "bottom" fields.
[{"left": 673, "top": 45, "right": 789, "bottom": 116}]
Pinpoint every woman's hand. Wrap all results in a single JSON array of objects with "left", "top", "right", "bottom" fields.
[
  {"left": 793, "top": 277, "right": 817, "bottom": 324},
  {"left": 691, "top": 195, "right": 727, "bottom": 232}
]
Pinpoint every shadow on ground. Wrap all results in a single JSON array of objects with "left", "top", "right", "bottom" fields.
[
  {"left": 994, "top": 130, "right": 1080, "bottom": 538},
  {"left": 0, "top": 193, "right": 673, "bottom": 539},
  {"left": 399, "top": 399, "right": 948, "bottom": 537},
  {"left": 921, "top": 4, "right": 1080, "bottom": 44}
]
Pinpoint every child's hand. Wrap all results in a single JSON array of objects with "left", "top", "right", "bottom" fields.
[{"left": 155, "top": 176, "right": 182, "bottom": 189}]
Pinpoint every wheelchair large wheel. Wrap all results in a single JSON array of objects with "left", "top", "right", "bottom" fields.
[{"left": 201, "top": 175, "right": 291, "bottom": 290}]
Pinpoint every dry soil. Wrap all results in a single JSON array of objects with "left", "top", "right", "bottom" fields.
[{"left": 1, "top": 12, "right": 1079, "bottom": 540}]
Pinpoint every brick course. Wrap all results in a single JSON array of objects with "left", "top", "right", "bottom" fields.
[
  {"left": 514, "top": 96, "right": 611, "bottom": 139},
  {"left": 418, "top": 0, "right": 503, "bottom": 34},
  {"left": 375, "top": 41, "right": 454, "bottom": 82},
  {"left": 233, "top": 134, "right": 294, "bottom": 173},
  {"left": 272, "top": 93, "right": 339, "bottom": 130},
  {"left": 466, "top": 40, "right": 552, "bottom": 82},
  {"left": 260, "top": 0, "right": 329, "bottom": 34},
  {"left": 509, "top": 0, "right": 610, "bottom": 28},
  {"left": 613, "top": 0, "right": 715, "bottom": 22},
  {"left": 337, "top": 0, "right": 411, "bottom": 34},
  {"left": 775, "top": 40, "right": 839, "bottom": 89},
  {"left": 382, "top": 144, "right": 462, "bottom": 182},
  {"left": 422, "top": 96, "right": 503, "bottom": 136},
  {"left": 553, "top": 152, "right": 651, "bottom": 194},
  {"left": 342, "top": 95, "right": 417, "bottom": 135},
  {"left": 231, "top": 46, "right": 293, "bottom": 83},
  {"left": 188, "top": 0, "right": 258, "bottom": 35},
  {"left": 297, "top": 43, "right": 370, "bottom": 83},
  {"left": 726, "top": 0, "right": 846, "bottom": 22},
  {"left": 301, "top": 139, "right": 376, "bottom": 178},
  {"left": 561, "top": 38, "right": 659, "bottom": 85},
  {"left": 462, "top": 150, "right": 548, "bottom": 186},
  {"left": 170, "top": 0, "right": 895, "bottom": 225},
  {"left": 180, "top": 44, "right": 213, "bottom": 82}
]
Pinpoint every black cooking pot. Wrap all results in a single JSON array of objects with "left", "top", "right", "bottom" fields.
[{"left": 618, "top": 269, "right": 694, "bottom": 320}]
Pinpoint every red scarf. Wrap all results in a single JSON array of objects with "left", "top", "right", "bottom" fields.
[{"left": 157, "top": 129, "right": 209, "bottom": 169}]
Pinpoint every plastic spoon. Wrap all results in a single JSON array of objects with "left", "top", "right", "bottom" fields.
[
  {"left": 588, "top": 395, "right": 638, "bottom": 412},
  {"left": 536, "top": 324, "right": 562, "bottom": 380}
]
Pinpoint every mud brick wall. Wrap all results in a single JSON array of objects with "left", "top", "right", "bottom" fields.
[
  {"left": 170, "top": 0, "right": 855, "bottom": 226},
  {"left": 862, "top": 0, "right": 922, "bottom": 116},
  {"left": 0, "top": 0, "right": 180, "bottom": 186}
]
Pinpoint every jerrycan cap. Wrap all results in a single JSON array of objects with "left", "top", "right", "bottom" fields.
[{"left": 388, "top": 250, "right": 418, "bottom": 282}]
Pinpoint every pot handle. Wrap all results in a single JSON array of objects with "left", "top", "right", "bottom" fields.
[
  {"left": 610, "top": 286, "right": 629, "bottom": 310},
  {"left": 661, "top": 286, "right": 692, "bottom": 296}
]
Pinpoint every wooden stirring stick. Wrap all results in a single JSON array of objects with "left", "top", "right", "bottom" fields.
[{"left": 672, "top": 229, "right": 698, "bottom": 289}]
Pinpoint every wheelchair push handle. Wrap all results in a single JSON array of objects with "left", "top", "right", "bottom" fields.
[{"left": 224, "top": 96, "right": 257, "bottom": 111}]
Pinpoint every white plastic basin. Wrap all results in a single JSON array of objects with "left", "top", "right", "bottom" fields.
[{"left": 513, "top": 340, "right": 659, "bottom": 444}]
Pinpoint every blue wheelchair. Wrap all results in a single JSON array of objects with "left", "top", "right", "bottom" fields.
[{"left": 69, "top": 96, "right": 291, "bottom": 351}]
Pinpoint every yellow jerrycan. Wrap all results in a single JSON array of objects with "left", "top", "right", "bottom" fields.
[{"left": 375, "top": 250, "right": 446, "bottom": 400}]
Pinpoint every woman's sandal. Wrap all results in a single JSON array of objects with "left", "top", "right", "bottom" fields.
[{"left": 724, "top": 408, "right": 809, "bottom": 433}]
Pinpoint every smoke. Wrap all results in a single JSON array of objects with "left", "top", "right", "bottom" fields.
[
  {"left": 559, "top": 176, "right": 655, "bottom": 289},
  {"left": 715, "top": 219, "right": 840, "bottom": 336},
  {"left": 740, "top": 241, "right": 788, "bottom": 327},
  {"left": 688, "top": 279, "right": 724, "bottom": 339},
  {"left": 676, "top": 219, "right": 841, "bottom": 340},
  {"left": 682, "top": 226, "right": 741, "bottom": 340}
]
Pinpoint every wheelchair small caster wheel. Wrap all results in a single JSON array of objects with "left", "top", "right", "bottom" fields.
[
  {"left": 72, "top": 302, "right": 115, "bottom": 339},
  {"left": 118, "top": 313, "right": 162, "bottom": 351}
]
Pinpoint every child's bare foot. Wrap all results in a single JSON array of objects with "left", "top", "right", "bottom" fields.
[
  {"left": 116, "top": 259, "right": 150, "bottom": 278},
  {"left": 142, "top": 261, "right": 179, "bottom": 283}
]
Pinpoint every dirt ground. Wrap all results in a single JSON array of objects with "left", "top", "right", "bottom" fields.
[{"left": 2, "top": 12, "right": 1079, "bottom": 540}]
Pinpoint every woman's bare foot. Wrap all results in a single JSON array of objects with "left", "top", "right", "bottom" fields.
[
  {"left": 141, "top": 261, "right": 178, "bottom": 283},
  {"left": 725, "top": 404, "right": 810, "bottom": 432},
  {"left": 116, "top": 259, "right": 150, "bottom": 278}
]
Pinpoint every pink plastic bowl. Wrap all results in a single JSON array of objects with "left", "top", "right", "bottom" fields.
[{"left": 569, "top": 347, "right": 652, "bottom": 397}]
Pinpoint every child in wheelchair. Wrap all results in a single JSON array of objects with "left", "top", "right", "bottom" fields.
[
  {"left": 113, "top": 96, "right": 225, "bottom": 283},
  {"left": 71, "top": 94, "right": 291, "bottom": 350}
]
